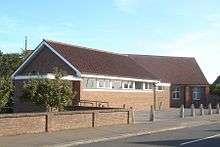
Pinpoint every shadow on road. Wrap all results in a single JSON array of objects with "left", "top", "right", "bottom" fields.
[{"left": 129, "top": 138, "right": 197, "bottom": 146}]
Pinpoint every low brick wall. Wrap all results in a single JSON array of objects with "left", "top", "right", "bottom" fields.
[{"left": 0, "top": 109, "right": 132, "bottom": 136}]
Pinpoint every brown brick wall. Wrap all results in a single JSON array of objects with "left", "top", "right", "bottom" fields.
[
  {"left": 51, "top": 113, "right": 92, "bottom": 131},
  {"left": 170, "top": 85, "right": 210, "bottom": 108},
  {"left": 0, "top": 114, "right": 46, "bottom": 136},
  {"left": 95, "top": 111, "right": 128, "bottom": 127},
  {"left": 0, "top": 109, "right": 131, "bottom": 136},
  {"left": 81, "top": 87, "right": 170, "bottom": 111},
  {"left": 16, "top": 45, "right": 75, "bottom": 76}
]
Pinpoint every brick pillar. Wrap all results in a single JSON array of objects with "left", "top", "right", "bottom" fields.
[
  {"left": 185, "top": 86, "right": 191, "bottom": 108},
  {"left": 72, "top": 81, "right": 81, "bottom": 106}
]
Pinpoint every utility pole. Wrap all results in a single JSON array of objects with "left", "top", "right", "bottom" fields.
[{"left": 25, "top": 36, "right": 28, "bottom": 50}]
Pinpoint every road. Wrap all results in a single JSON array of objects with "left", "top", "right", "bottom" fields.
[{"left": 77, "top": 123, "right": 220, "bottom": 147}]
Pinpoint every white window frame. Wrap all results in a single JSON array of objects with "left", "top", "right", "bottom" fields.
[
  {"left": 192, "top": 87, "right": 201, "bottom": 101},
  {"left": 144, "top": 82, "right": 153, "bottom": 90},
  {"left": 122, "top": 81, "right": 133, "bottom": 89},
  {"left": 135, "top": 81, "right": 143, "bottom": 90},
  {"left": 172, "top": 87, "right": 181, "bottom": 100}
]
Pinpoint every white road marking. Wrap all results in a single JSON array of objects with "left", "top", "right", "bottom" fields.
[{"left": 180, "top": 133, "right": 220, "bottom": 146}]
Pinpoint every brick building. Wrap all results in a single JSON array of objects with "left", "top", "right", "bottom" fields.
[
  {"left": 12, "top": 40, "right": 208, "bottom": 112},
  {"left": 129, "top": 55, "right": 209, "bottom": 108}
]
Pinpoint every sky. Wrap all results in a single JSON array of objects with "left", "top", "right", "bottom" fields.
[{"left": 0, "top": 0, "right": 219, "bottom": 83}]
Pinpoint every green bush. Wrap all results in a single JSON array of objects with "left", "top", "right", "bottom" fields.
[
  {"left": 21, "top": 72, "right": 74, "bottom": 112},
  {"left": 0, "top": 76, "right": 14, "bottom": 110}
]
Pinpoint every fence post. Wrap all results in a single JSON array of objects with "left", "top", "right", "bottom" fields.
[
  {"left": 200, "top": 104, "right": 204, "bottom": 116},
  {"left": 208, "top": 103, "right": 213, "bottom": 115},
  {"left": 149, "top": 105, "right": 155, "bottom": 122},
  {"left": 180, "top": 104, "right": 184, "bottom": 118},
  {"left": 217, "top": 103, "right": 220, "bottom": 114},
  {"left": 191, "top": 104, "right": 195, "bottom": 117}
]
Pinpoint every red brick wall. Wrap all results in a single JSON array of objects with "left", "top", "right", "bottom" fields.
[
  {"left": 0, "top": 109, "right": 131, "bottom": 136},
  {"left": 0, "top": 113, "right": 46, "bottom": 136},
  {"left": 16, "top": 45, "right": 74, "bottom": 76},
  {"left": 80, "top": 83, "right": 170, "bottom": 111},
  {"left": 170, "top": 85, "right": 210, "bottom": 108}
]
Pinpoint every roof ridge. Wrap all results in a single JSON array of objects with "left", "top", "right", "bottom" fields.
[
  {"left": 127, "top": 54, "right": 195, "bottom": 59},
  {"left": 44, "top": 39, "right": 127, "bottom": 57}
]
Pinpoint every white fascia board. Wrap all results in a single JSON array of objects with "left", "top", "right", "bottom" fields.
[
  {"left": 13, "top": 74, "right": 82, "bottom": 81},
  {"left": 156, "top": 82, "right": 171, "bottom": 87},
  {"left": 43, "top": 42, "right": 81, "bottom": 77},
  {"left": 11, "top": 40, "right": 81, "bottom": 79},
  {"left": 11, "top": 41, "right": 45, "bottom": 78},
  {"left": 81, "top": 74, "right": 159, "bottom": 83},
  {"left": 83, "top": 88, "right": 153, "bottom": 93}
]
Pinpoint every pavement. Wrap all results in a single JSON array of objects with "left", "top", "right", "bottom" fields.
[
  {"left": 78, "top": 122, "right": 220, "bottom": 147},
  {"left": 0, "top": 110, "right": 220, "bottom": 147}
]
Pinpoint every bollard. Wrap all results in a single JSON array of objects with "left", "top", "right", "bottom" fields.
[
  {"left": 217, "top": 103, "right": 220, "bottom": 114},
  {"left": 149, "top": 105, "right": 155, "bottom": 122},
  {"left": 123, "top": 104, "right": 126, "bottom": 109},
  {"left": 129, "top": 107, "right": 134, "bottom": 124},
  {"left": 208, "top": 103, "right": 213, "bottom": 115},
  {"left": 200, "top": 104, "right": 204, "bottom": 116},
  {"left": 191, "top": 104, "right": 195, "bottom": 117},
  {"left": 180, "top": 104, "right": 184, "bottom": 118}
]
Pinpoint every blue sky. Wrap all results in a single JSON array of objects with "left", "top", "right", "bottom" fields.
[{"left": 0, "top": 0, "right": 219, "bottom": 83}]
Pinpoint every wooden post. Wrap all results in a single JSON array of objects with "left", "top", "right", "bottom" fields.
[
  {"left": 149, "top": 105, "right": 155, "bottom": 122},
  {"left": 200, "top": 104, "right": 204, "bottom": 116},
  {"left": 208, "top": 103, "right": 213, "bottom": 115},
  {"left": 191, "top": 104, "right": 195, "bottom": 117},
  {"left": 180, "top": 104, "right": 184, "bottom": 118}
]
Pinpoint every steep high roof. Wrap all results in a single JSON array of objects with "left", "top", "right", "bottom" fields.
[
  {"left": 129, "top": 54, "right": 209, "bottom": 85},
  {"left": 45, "top": 40, "right": 157, "bottom": 80}
]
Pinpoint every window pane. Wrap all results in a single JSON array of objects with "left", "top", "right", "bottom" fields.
[
  {"left": 86, "top": 78, "right": 97, "bottom": 88},
  {"left": 98, "top": 79, "right": 105, "bottom": 88},
  {"left": 135, "top": 82, "right": 143, "bottom": 89},
  {"left": 112, "top": 80, "right": 122, "bottom": 89},
  {"left": 129, "top": 82, "right": 133, "bottom": 89},
  {"left": 105, "top": 80, "right": 110, "bottom": 88},
  {"left": 148, "top": 83, "right": 153, "bottom": 89}
]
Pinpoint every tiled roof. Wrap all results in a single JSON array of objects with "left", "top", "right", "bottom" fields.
[
  {"left": 129, "top": 54, "right": 209, "bottom": 85},
  {"left": 45, "top": 40, "right": 157, "bottom": 80}
]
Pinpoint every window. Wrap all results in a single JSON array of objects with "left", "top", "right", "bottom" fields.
[
  {"left": 123, "top": 81, "right": 133, "bottom": 89},
  {"left": 97, "top": 79, "right": 111, "bottom": 88},
  {"left": 83, "top": 78, "right": 97, "bottom": 89},
  {"left": 135, "top": 82, "right": 143, "bottom": 90},
  {"left": 192, "top": 87, "right": 201, "bottom": 100},
  {"left": 145, "top": 82, "right": 154, "bottom": 90},
  {"left": 112, "top": 80, "right": 122, "bottom": 89},
  {"left": 172, "top": 87, "right": 181, "bottom": 99}
]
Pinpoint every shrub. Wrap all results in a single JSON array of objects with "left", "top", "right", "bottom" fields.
[{"left": 21, "top": 71, "right": 74, "bottom": 112}]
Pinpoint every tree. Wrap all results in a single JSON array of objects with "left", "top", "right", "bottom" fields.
[
  {"left": 0, "top": 53, "right": 21, "bottom": 76},
  {"left": 210, "top": 84, "right": 220, "bottom": 96},
  {"left": 0, "top": 76, "right": 14, "bottom": 110},
  {"left": 21, "top": 71, "right": 74, "bottom": 112}
]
